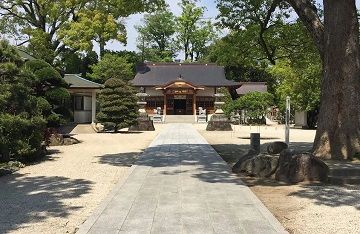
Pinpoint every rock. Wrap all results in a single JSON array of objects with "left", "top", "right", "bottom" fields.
[
  {"left": 129, "top": 117, "right": 155, "bottom": 131},
  {"left": 275, "top": 149, "right": 329, "bottom": 183},
  {"left": 238, "top": 154, "right": 279, "bottom": 178},
  {"left": 8, "top": 161, "right": 25, "bottom": 168},
  {"left": 267, "top": 141, "right": 288, "bottom": 154},
  {"left": 48, "top": 133, "right": 64, "bottom": 146},
  {"left": 48, "top": 133, "right": 79, "bottom": 146},
  {"left": 63, "top": 137, "right": 80, "bottom": 145},
  {"left": 0, "top": 161, "right": 25, "bottom": 177},
  {"left": 232, "top": 149, "right": 259, "bottom": 173},
  {"left": 0, "top": 168, "right": 12, "bottom": 176},
  {"left": 206, "top": 114, "right": 232, "bottom": 131},
  {"left": 93, "top": 123, "right": 105, "bottom": 132}
]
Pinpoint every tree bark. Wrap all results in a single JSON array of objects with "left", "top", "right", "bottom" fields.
[
  {"left": 287, "top": 0, "right": 325, "bottom": 59},
  {"left": 99, "top": 40, "right": 105, "bottom": 60},
  {"left": 312, "top": 0, "right": 360, "bottom": 160}
]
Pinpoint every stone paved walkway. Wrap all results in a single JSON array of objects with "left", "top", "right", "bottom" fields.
[{"left": 77, "top": 124, "right": 286, "bottom": 234}]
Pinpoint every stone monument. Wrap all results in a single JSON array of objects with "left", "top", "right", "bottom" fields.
[
  {"left": 129, "top": 87, "right": 155, "bottom": 131},
  {"left": 206, "top": 89, "right": 232, "bottom": 131}
]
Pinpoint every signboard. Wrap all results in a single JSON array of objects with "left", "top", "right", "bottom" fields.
[
  {"left": 174, "top": 95, "right": 187, "bottom": 99},
  {"left": 166, "top": 89, "right": 194, "bottom": 95}
]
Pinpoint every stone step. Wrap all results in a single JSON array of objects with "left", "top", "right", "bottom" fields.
[
  {"left": 164, "top": 115, "right": 197, "bottom": 123},
  {"left": 328, "top": 176, "right": 360, "bottom": 185}
]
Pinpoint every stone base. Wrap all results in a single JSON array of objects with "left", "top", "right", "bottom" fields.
[
  {"left": 129, "top": 114, "right": 155, "bottom": 131},
  {"left": 206, "top": 114, "right": 232, "bottom": 131}
]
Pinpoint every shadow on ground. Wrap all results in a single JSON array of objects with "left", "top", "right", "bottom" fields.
[
  {"left": 95, "top": 152, "right": 143, "bottom": 167},
  {"left": 288, "top": 184, "right": 360, "bottom": 210},
  {"left": 96, "top": 141, "right": 360, "bottom": 210},
  {"left": 0, "top": 174, "right": 93, "bottom": 233}
]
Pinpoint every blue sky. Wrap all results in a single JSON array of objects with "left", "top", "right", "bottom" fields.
[
  {"left": 98, "top": 0, "right": 219, "bottom": 53},
  {"left": 100, "top": 0, "right": 360, "bottom": 54}
]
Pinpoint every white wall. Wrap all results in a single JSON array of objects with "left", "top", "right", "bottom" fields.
[
  {"left": 74, "top": 111, "right": 92, "bottom": 123},
  {"left": 83, "top": 96, "right": 92, "bottom": 111}
]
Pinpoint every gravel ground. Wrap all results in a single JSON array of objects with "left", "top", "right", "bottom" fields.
[
  {"left": 196, "top": 123, "right": 360, "bottom": 234},
  {"left": 0, "top": 125, "right": 164, "bottom": 234}
]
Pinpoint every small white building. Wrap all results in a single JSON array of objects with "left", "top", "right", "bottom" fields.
[
  {"left": 64, "top": 74, "right": 102, "bottom": 124},
  {"left": 17, "top": 49, "right": 102, "bottom": 124}
]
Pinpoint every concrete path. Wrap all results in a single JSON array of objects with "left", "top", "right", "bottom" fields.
[{"left": 77, "top": 124, "right": 286, "bottom": 234}]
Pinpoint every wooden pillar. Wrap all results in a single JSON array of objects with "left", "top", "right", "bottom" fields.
[
  {"left": 91, "top": 90, "right": 96, "bottom": 123},
  {"left": 163, "top": 91, "right": 167, "bottom": 116},
  {"left": 193, "top": 91, "right": 196, "bottom": 115}
]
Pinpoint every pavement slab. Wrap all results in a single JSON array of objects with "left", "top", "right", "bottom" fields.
[{"left": 77, "top": 124, "right": 286, "bottom": 234}]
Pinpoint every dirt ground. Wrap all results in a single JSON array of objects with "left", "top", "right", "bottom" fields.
[
  {"left": 196, "top": 124, "right": 360, "bottom": 234},
  {"left": 0, "top": 125, "right": 164, "bottom": 234}
]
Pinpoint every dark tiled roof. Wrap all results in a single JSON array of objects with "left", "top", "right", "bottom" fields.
[
  {"left": 236, "top": 83, "right": 267, "bottom": 94},
  {"left": 64, "top": 74, "right": 102, "bottom": 89},
  {"left": 132, "top": 63, "right": 239, "bottom": 87}
]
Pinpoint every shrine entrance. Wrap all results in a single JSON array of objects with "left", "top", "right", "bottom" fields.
[{"left": 155, "top": 79, "right": 204, "bottom": 115}]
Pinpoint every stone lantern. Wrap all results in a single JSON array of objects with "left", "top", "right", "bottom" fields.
[
  {"left": 206, "top": 88, "right": 232, "bottom": 131},
  {"left": 129, "top": 87, "right": 155, "bottom": 131}
]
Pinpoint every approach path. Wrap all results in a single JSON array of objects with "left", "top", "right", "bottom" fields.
[{"left": 77, "top": 123, "right": 286, "bottom": 234}]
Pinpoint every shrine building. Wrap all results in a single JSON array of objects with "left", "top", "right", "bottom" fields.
[{"left": 131, "top": 63, "right": 266, "bottom": 116}]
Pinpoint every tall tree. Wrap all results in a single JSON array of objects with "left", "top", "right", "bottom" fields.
[
  {"left": 176, "top": 0, "right": 215, "bottom": 61},
  {"left": 0, "top": 0, "right": 165, "bottom": 62},
  {"left": 137, "top": 9, "right": 176, "bottom": 61},
  {"left": 217, "top": 0, "right": 291, "bottom": 65},
  {"left": 217, "top": 0, "right": 360, "bottom": 160},
  {"left": 190, "top": 21, "right": 216, "bottom": 61},
  {"left": 284, "top": 0, "right": 360, "bottom": 160}
]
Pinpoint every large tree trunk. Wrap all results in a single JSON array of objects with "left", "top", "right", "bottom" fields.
[
  {"left": 287, "top": 0, "right": 325, "bottom": 59},
  {"left": 99, "top": 39, "right": 105, "bottom": 60},
  {"left": 312, "top": 0, "right": 360, "bottom": 160}
]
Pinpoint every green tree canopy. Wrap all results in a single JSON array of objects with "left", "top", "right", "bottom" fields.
[
  {"left": 137, "top": 9, "right": 176, "bottom": 61},
  {"left": 234, "top": 92, "right": 274, "bottom": 123},
  {"left": 88, "top": 54, "right": 133, "bottom": 83},
  {"left": 0, "top": 0, "right": 165, "bottom": 62},
  {"left": 24, "top": 59, "right": 71, "bottom": 126},
  {"left": 176, "top": 0, "right": 216, "bottom": 61}
]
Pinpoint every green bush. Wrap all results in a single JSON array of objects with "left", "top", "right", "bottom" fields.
[
  {"left": 234, "top": 92, "right": 274, "bottom": 124},
  {"left": 97, "top": 78, "right": 138, "bottom": 132},
  {"left": 34, "top": 66, "right": 64, "bottom": 86},
  {"left": 45, "top": 87, "right": 71, "bottom": 106},
  {"left": 0, "top": 40, "right": 50, "bottom": 162},
  {"left": 0, "top": 114, "right": 46, "bottom": 162}
]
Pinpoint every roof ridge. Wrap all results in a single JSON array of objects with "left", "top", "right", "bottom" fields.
[
  {"left": 65, "top": 74, "right": 102, "bottom": 86},
  {"left": 144, "top": 62, "right": 219, "bottom": 66}
]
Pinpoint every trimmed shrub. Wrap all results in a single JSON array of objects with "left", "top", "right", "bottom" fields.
[{"left": 97, "top": 78, "right": 138, "bottom": 132}]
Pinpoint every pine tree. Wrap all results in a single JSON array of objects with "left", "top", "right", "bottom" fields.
[
  {"left": 97, "top": 78, "right": 138, "bottom": 132},
  {"left": 24, "top": 59, "right": 71, "bottom": 127},
  {"left": 0, "top": 40, "right": 47, "bottom": 162}
]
